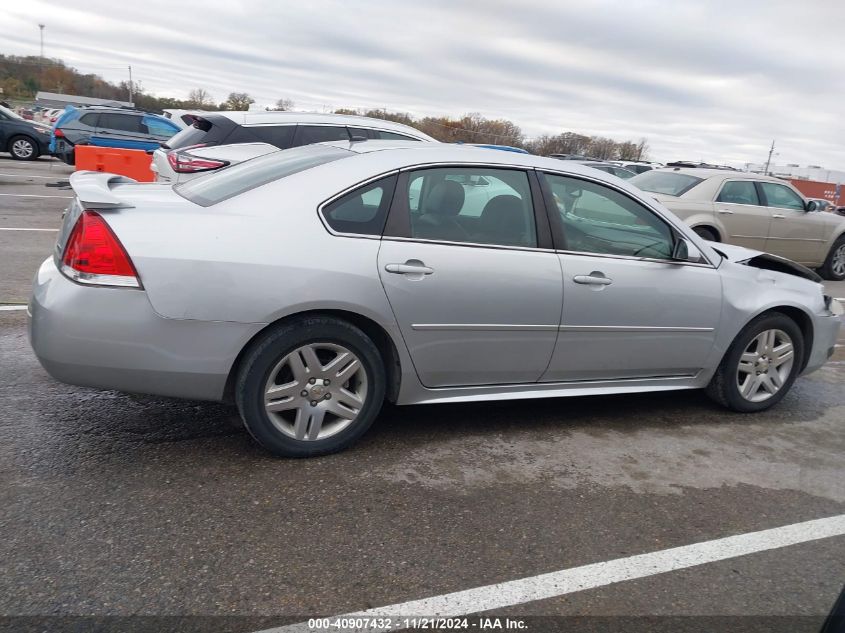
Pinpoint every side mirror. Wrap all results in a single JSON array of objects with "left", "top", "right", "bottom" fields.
[
  {"left": 806, "top": 200, "right": 818, "bottom": 212},
  {"left": 672, "top": 237, "right": 703, "bottom": 263}
]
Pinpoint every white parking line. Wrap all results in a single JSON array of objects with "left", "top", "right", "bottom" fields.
[
  {"left": 0, "top": 227, "right": 58, "bottom": 232},
  {"left": 0, "top": 193, "right": 72, "bottom": 199},
  {"left": 0, "top": 173, "right": 63, "bottom": 179},
  {"left": 258, "top": 514, "right": 845, "bottom": 633},
  {"left": 0, "top": 305, "right": 27, "bottom": 311}
]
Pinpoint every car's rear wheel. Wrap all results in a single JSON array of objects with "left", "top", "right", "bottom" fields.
[
  {"left": 235, "top": 316, "right": 386, "bottom": 457},
  {"left": 819, "top": 236, "right": 845, "bottom": 281},
  {"left": 706, "top": 312, "right": 803, "bottom": 412},
  {"left": 693, "top": 226, "right": 718, "bottom": 242},
  {"left": 9, "top": 135, "right": 40, "bottom": 160}
]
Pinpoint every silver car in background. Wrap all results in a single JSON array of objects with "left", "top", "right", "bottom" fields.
[{"left": 29, "top": 142, "right": 842, "bottom": 457}]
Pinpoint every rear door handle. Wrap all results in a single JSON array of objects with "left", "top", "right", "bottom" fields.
[
  {"left": 385, "top": 262, "right": 434, "bottom": 275},
  {"left": 717, "top": 209, "right": 734, "bottom": 215},
  {"left": 772, "top": 214, "right": 785, "bottom": 219},
  {"left": 573, "top": 273, "right": 612, "bottom": 286}
]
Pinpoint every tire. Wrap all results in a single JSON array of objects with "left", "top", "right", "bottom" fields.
[
  {"left": 706, "top": 312, "right": 803, "bottom": 413},
  {"left": 818, "top": 236, "right": 845, "bottom": 281},
  {"left": 235, "top": 316, "right": 386, "bottom": 457},
  {"left": 693, "top": 226, "right": 718, "bottom": 242},
  {"left": 8, "top": 135, "right": 40, "bottom": 161}
]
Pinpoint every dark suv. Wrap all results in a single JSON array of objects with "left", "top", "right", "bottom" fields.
[
  {"left": 0, "top": 105, "right": 52, "bottom": 160},
  {"left": 51, "top": 106, "right": 181, "bottom": 165}
]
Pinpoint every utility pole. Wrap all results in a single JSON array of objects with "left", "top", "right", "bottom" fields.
[
  {"left": 764, "top": 140, "right": 776, "bottom": 175},
  {"left": 128, "top": 65, "right": 133, "bottom": 105},
  {"left": 38, "top": 24, "right": 45, "bottom": 58}
]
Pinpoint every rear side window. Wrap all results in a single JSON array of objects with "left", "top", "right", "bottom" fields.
[
  {"left": 176, "top": 144, "right": 351, "bottom": 207},
  {"left": 372, "top": 130, "right": 420, "bottom": 141},
  {"left": 78, "top": 113, "right": 98, "bottom": 127},
  {"left": 717, "top": 181, "right": 760, "bottom": 205},
  {"left": 243, "top": 125, "right": 296, "bottom": 149},
  {"left": 321, "top": 175, "right": 397, "bottom": 236},
  {"left": 97, "top": 113, "right": 144, "bottom": 133},
  {"left": 295, "top": 125, "right": 350, "bottom": 145}
]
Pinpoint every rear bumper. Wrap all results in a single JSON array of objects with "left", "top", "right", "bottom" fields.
[
  {"left": 803, "top": 312, "right": 842, "bottom": 375},
  {"left": 28, "top": 257, "right": 264, "bottom": 401}
]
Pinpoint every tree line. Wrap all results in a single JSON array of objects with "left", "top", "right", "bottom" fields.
[{"left": 1, "top": 54, "right": 648, "bottom": 160}]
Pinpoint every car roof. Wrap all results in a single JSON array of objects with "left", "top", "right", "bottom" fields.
[
  {"left": 319, "top": 140, "right": 639, "bottom": 180},
  {"left": 208, "top": 110, "right": 436, "bottom": 140}
]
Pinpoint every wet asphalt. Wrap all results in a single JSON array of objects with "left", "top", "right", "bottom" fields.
[{"left": 1, "top": 157, "right": 844, "bottom": 633}]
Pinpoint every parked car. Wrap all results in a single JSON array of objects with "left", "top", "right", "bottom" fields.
[
  {"left": 51, "top": 106, "right": 181, "bottom": 165},
  {"left": 151, "top": 111, "right": 436, "bottom": 183},
  {"left": 808, "top": 198, "right": 834, "bottom": 213},
  {"left": 161, "top": 109, "right": 208, "bottom": 129},
  {"left": 619, "top": 161, "right": 656, "bottom": 174},
  {"left": 577, "top": 160, "right": 637, "bottom": 179},
  {"left": 0, "top": 104, "right": 52, "bottom": 160},
  {"left": 630, "top": 168, "right": 845, "bottom": 280},
  {"left": 30, "top": 141, "right": 841, "bottom": 457}
]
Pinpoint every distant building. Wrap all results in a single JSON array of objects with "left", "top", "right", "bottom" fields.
[
  {"left": 35, "top": 91, "right": 134, "bottom": 109},
  {"left": 746, "top": 162, "right": 845, "bottom": 185}
]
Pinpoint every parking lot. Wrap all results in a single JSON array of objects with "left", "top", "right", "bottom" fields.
[{"left": 1, "top": 156, "right": 844, "bottom": 632}]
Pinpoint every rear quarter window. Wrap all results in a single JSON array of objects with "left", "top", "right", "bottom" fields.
[
  {"left": 176, "top": 144, "right": 351, "bottom": 207},
  {"left": 321, "top": 175, "right": 397, "bottom": 236}
]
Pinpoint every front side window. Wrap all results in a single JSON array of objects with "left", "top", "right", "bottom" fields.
[
  {"left": 321, "top": 175, "right": 397, "bottom": 236},
  {"left": 759, "top": 182, "right": 805, "bottom": 210},
  {"left": 142, "top": 116, "right": 179, "bottom": 137},
  {"left": 403, "top": 167, "right": 537, "bottom": 248},
  {"left": 544, "top": 173, "right": 674, "bottom": 259},
  {"left": 717, "top": 180, "right": 760, "bottom": 205}
]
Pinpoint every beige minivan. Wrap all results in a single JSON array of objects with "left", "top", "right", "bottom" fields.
[{"left": 630, "top": 168, "right": 845, "bottom": 280}]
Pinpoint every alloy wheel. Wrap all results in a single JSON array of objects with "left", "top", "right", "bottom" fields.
[
  {"left": 12, "top": 139, "right": 34, "bottom": 159},
  {"left": 832, "top": 244, "right": 845, "bottom": 278},
  {"left": 262, "top": 342, "right": 368, "bottom": 441},
  {"left": 736, "top": 329, "right": 794, "bottom": 403}
]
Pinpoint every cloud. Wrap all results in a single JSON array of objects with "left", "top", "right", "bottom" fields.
[{"left": 4, "top": 0, "right": 844, "bottom": 168}]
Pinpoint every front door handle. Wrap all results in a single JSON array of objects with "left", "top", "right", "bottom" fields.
[
  {"left": 573, "top": 273, "right": 612, "bottom": 286},
  {"left": 717, "top": 208, "right": 734, "bottom": 215},
  {"left": 772, "top": 213, "right": 785, "bottom": 219},
  {"left": 385, "top": 261, "right": 434, "bottom": 276}
]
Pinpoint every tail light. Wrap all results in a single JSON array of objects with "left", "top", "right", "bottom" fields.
[
  {"left": 54, "top": 128, "right": 65, "bottom": 138},
  {"left": 167, "top": 149, "right": 228, "bottom": 174},
  {"left": 60, "top": 211, "right": 141, "bottom": 288}
]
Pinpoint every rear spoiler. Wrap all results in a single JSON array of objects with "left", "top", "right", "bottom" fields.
[{"left": 69, "top": 171, "right": 137, "bottom": 209}]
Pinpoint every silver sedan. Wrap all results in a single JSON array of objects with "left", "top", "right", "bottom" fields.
[{"left": 29, "top": 141, "right": 842, "bottom": 456}]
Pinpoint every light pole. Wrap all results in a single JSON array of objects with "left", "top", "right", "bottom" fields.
[{"left": 38, "top": 24, "right": 45, "bottom": 58}]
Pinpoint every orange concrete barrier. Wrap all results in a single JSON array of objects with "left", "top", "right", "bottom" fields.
[{"left": 74, "top": 146, "right": 155, "bottom": 182}]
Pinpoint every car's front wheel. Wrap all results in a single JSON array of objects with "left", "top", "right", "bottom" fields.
[
  {"left": 8, "top": 135, "right": 40, "bottom": 160},
  {"left": 235, "top": 316, "right": 386, "bottom": 457},
  {"left": 819, "top": 236, "right": 845, "bottom": 281},
  {"left": 706, "top": 312, "right": 803, "bottom": 412}
]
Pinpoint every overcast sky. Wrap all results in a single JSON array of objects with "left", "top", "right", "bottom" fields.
[{"left": 4, "top": 0, "right": 844, "bottom": 167}]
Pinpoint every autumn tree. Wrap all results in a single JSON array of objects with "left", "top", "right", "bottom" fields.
[
  {"left": 187, "top": 88, "right": 214, "bottom": 108},
  {"left": 220, "top": 92, "right": 254, "bottom": 110}
]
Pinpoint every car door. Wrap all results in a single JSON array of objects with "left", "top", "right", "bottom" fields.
[
  {"left": 0, "top": 109, "right": 9, "bottom": 149},
  {"left": 758, "top": 181, "right": 827, "bottom": 264},
  {"left": 94, "top": 113, "right": 153, "bottom": 150},
  {"left": 378, "top": 166, "right": 562, "bottom": 388},
  {"left": 713, "top": 179, "right": 771, "bottom": 250},
  {"left": 539, "top": 172, "right": 722, "bottom": 381}
]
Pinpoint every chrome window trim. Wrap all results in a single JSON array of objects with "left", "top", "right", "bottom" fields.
[
  {"left": 553, "top": 248, "right": 716, "bottom": 269},
  {"left": 382, "top": 235, "right": 556, "bottom": 254}
]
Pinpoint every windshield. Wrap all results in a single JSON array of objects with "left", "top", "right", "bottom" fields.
[
  {"left": 629, "top": 170, "right": 703, "bottom": 196},
  {"left": 0, "top": 105, "right": 24, "bottom": 121},
  {"left": 176, "top": 144, "right": 351, "bottom": 206}
]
